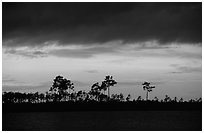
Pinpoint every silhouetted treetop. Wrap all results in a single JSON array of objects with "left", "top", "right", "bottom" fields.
[
  {"left": 50, "top": 75, "right": 74, "bottom": 96},
  {"left": 103, "top": 75, "right": 117, "bottom": 99},
  {"left": 142, "top": 81, "right": 155, "bottom": 100}
]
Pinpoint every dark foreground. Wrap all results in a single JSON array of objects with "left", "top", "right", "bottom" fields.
[
  {"left": 3, "top": 110, "right": 201, "bottom": 131},
  {"left": 3, "top": 102, "right": 202, "bottom": 112}
]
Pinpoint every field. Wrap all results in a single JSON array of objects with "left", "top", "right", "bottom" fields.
[{"left": 3, "top": 110, "right": 202, "bottom": 131}]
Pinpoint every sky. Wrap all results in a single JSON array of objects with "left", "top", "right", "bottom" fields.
[{"left": 2, "top": 2, "right": 202, "bottom": 100}]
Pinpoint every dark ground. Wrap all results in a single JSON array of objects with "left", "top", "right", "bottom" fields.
[
  {"left": 3, "top": 110, "right": 202, "bottom": 131},
  {"left": 2, "top": 102, "right": 202, "bottom": 112}
]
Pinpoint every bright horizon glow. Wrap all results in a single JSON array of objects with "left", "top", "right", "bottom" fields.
[{"left": 2, "top": 40, "right": 202, "bottom": 100}]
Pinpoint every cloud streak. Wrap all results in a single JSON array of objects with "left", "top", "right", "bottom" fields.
[
  {"left": 48, "top": 45, "right": 119, "bottom": 58},
  {"left": 3, "top": 42, "right": 201, "bottom": 60},
  {"left": 170, "top": 64, "right": 201, "bottom": 74},
  {"left": 85, "top": 70, "right": 98, "bottom": 73},
  {"left": 4, "top": 49, "right": 48, "bottom": 58}
]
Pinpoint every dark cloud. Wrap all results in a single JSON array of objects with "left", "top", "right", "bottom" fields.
[
  {"left": 5, "top": 49, "right": 48, "bottom": 58},
  {"left": 3, "top": 2, "right": 201, "bottom": 47},
  {"left": 33, "top": 51, "right": 47, "bottom": 56}
]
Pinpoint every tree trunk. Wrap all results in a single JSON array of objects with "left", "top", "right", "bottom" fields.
[
  {"left": 146, "top": 91, "right": 148, "bottom": 101},
  {"left": 108, "top": 87, "right": 110, "bottom": 101},
  {"left": 68, "top": 89, "right": 70, "bottom": 101}
]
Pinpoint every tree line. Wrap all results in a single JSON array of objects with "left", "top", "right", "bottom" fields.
[{"left": 2, "top": 75, "right": 202, "bottom": 104}]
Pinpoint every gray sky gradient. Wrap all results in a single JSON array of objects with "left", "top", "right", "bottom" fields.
[{"left": 2, "top": 2, "right": 202, "bottom": 100}]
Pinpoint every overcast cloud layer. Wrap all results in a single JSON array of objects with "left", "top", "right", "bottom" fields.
[{"left": 3, "top": 2, "right": 202, "bottom": 47}]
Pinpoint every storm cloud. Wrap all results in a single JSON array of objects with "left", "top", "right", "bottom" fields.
[{"left": 3, "top": 2, "right": 202, "bottom": 48}]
